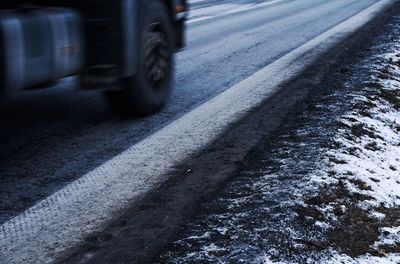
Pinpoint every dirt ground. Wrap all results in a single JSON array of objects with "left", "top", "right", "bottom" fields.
[{"left": 156, "top": 7, "right": 400, "bottom": 263}]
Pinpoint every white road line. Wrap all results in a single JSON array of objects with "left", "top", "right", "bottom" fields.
[
  {"left": 0, "top": 0, "right": 394, "bottom": 263},
  {"left": 225, "top": 0, "right": 283, "bottom": 15},
  {"left": 187, "top": 0, "right": 284, "bottom": 25},
  {"left": 188, "top": 0, "right": 207, "bottom": 3},
  {"left": 188, "top": 15, "right": 214, "bottom": 24}
]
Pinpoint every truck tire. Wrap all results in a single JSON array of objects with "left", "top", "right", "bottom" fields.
[{"left": 106, "top": 0, "right": 174, "bottom": 116}]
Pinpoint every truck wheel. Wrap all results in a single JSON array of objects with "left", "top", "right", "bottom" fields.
[{"left": 106, "top": 0, "right": 174, "bottom": 116}]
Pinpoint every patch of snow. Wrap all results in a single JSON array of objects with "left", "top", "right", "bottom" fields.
[
  {"left": 258, "top": 254, "right": 295, "bottom": 264},
  {"left": 184, "top": 231, "right": 211, "bottom": 240},
  {"left": 322, "top": 252, "right": 400, "bottom": 264},
  {"left": 374, "top": 226, "right": 400, "bottom": 248},
  {"left": 310, "top": 47, "right": 400, "bottom": 208},
  {"left": 369, "top": 211, "right": 386, "bottom": 220}
]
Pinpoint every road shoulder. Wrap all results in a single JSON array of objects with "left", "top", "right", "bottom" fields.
[{"left": 61, "top": 3, "right": 400, "bottom": 263}]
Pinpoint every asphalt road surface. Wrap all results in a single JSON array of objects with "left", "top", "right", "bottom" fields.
[{"left": 0, "top": 0, "right": 379, "bottom": 225}]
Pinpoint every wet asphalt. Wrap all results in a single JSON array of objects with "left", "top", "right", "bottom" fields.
[{"left": 0, "top": 0, "right": 381, "bottom": 225}]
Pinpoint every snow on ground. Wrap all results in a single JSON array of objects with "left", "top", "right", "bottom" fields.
[
  {"left": 260, "top": 253, "right": 400, "bottom": 264},
  {"left": 374, "top": 226, "right": 400, "bottom": 248},
  {"left": 322, "top": 253, "right": 400, "bottom": 264},
  {"left": 308, "top": 29, "right": 400, "bottom": 264},
  {"left": 317, "top": 62, "right": 400, "bottom": 208}
]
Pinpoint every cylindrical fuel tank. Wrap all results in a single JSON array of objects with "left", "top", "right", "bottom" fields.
[{"left": 0, "top": 7, "right": 83, "bottom": 94}]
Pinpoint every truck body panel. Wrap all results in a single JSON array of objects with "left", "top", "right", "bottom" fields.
[
  {"left": 0, "top": 8, "right": 83, "bottom": 94},
  {"left": 0, "top": 0, "right": 187, "bottom": 94}
]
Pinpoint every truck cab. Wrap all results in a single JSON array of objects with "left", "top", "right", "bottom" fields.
[{"left": 0, "top": 0, "right": 187, "bottom": 115}]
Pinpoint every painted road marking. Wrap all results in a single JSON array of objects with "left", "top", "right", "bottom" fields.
[{"left": 188, "top": 0, "right": 284, "bottom": 25}]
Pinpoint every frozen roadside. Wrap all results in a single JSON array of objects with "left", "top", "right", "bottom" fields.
[
  {"left": 158, "top": 9, "right": 400, "bottom": 264},
  {"left": 305, "top": 23, "right": 400, "bottom": 263}
]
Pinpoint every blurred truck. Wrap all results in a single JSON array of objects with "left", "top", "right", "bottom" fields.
[{"left": 0, "top": 0, "right": 187, "bottom": 115}]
